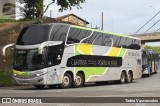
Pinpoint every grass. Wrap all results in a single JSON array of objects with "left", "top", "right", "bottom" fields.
[
  {"left": 0, "top": 19, "right": 16, "bottom": 23},
  {"left": 0, "top": 71, "right": 13, "bottom": 86}
]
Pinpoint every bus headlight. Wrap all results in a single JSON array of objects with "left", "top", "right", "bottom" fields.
[
  {"left": 36, "top": 73, "right": 40, "bottom": 77},
  {"left": 36, "top": 70, "right": 47, "bottom": 77}
]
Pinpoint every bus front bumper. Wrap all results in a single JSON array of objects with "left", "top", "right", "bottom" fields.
[{"left": 13, "top": 75, "right": 47, "bottom": 85}]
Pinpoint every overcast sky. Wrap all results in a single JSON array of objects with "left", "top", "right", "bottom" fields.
[{"left": 44, "top": 0, "right": 160, "bottom": 46}]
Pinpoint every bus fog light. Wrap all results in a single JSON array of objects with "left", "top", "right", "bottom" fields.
[{"left": 38, "top": 78, "right": 43, "bottom": 82}]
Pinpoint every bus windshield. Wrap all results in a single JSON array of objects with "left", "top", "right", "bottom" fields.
[
  {"left": 17, "top": 25, "right": 51, "bottom": 45},
  {"left": 13, "top": 49, "right": 46, "bottom": 71}
]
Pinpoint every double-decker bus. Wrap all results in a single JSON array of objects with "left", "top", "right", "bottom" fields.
[
  {"left": 2, "top": 23, "right": 142, "bottom": 89},
  {"left": 142, "top": 49, "right": 159, "bottom": 77}
]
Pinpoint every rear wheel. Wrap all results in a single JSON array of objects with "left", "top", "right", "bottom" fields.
[
  {"left": 73, "top": 73, "right": 84, "bottom": 88},
  {"left": 126, "top": 71, "right": 132, "bottom": 83},
  {"left": 147, "top": 68, "right": 151, "bottom": 77},
  {"left": 34, "top": 85, "right": 45, "bottom": 89},
  {"left": 60, "top": 73, "right": 72, "bottom": 89},
  {"left": 119, "top": 71, "right": 126, "bottom": 84}
]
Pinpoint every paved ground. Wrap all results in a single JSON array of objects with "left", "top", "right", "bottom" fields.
[{"left": 0, "top": 71, "right": 160, "bottom": 106}]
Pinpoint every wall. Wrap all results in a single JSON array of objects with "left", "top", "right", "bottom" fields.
[{"left": 0, "top": 0, "right": 16, "bottom": 19}]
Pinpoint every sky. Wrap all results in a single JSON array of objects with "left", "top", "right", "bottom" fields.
[{"left": 43, "top": 0, "right": 160, "bottom": 46}]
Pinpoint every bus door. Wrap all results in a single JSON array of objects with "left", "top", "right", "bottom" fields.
[
  {"left": 46, "top": 44, "right": 64, "bottom": 84},
  {"left": 148, "top": 54, "right": 152, "bottom": 73},
  {"left": 152, "top": 54, "right": 155, "bottom": 73}
]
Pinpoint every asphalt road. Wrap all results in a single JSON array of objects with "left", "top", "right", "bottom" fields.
[{"left": 0, "top": 70, "right": 160, "bottom": 106}]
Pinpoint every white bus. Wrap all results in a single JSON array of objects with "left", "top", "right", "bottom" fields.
[{"left": 3, "top": 23, "right": 142, "bottom": 89}]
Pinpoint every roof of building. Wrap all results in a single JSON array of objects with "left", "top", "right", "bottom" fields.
[{"left": 56, "top": 13, "right": 89, "bottom": 24}]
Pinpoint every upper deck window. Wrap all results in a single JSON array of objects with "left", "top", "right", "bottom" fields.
[
  {"left": 17, "top": 25, "right": 51, "bottom": 45},
  {"left": 50, "top": 25, "right": 69, "bottom": 41},
  {"left": 67, "top": 28, "right": 91, "bottom": 44}
]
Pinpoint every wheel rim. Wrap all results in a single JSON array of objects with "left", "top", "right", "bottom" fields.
[
  {"left": 121, "top": 73, "right": 125, "bottom": 83},
  {"left": 62, "top": 76, "right": 70, "bottom": 86},
  {"left": 75, "top": 76, "right": 81, "bottom": 85},
  {"left": 128, "top": 73, "right": 131, "bottom": 82}
]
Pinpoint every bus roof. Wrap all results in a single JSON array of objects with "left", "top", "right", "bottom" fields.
[{"left": 29, "top": 23, "right": 140, "bottom": 40}]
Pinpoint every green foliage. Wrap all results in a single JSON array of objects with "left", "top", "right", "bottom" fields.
[
  {"left": 56, "top": 0, "right": 86, "bottom": 12},
  {"left": 18, "top": 0, "right": 85, "bottom": 19},
  {"left": 18, "top": 0, "right": 43, "bottom": 19},
  {"left": 0, "top": 71, "right": 13, "bottom": 86},
  {"left": 0, "top": 19, "right": 16, "bottom": 23},
  {"left": 145, "top": 45, "right": 160, "bottom": 55}
]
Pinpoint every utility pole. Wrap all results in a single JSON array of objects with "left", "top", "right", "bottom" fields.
[
  {"left": 101, "top": 12, "right": 104, "bottom": 30},
  {"left": 50, "top": 10, "right": 52, "bottom": 18}
]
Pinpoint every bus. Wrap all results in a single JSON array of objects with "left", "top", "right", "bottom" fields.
[
  {"left": 142, "top": 49, "right": 159, "bottom": 77},
  {"left": 2, "top": 23, "right": 142, "bottom": 89}
]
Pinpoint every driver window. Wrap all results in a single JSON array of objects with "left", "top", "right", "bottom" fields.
[{"left": 47, "top": 52, "right": 62, "bottom": 66}]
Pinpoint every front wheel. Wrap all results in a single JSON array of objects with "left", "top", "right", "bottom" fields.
[
  {"left": 60, "top": 73, "right": 72, "bottom": 89},
  {"left": 73, "top": 73, "right": 84, "bottom": 88}
]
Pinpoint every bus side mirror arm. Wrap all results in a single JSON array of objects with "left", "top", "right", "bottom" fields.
[
  {"left": 2, "top": 43, "right": 15, "bottom": 56},
  {"left": 38, "top": 41, "right": 63, "bottom": 54}
]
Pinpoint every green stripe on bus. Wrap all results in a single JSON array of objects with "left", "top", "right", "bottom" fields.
[
  {"left": 13, "top": 70, "right": 29, "bottom": 76},
  {"left": 119, "top": 49, "right": 127, "bottom": 57},
  {"left": 75, "top": 67, "right": 108, "bottom": 82}
]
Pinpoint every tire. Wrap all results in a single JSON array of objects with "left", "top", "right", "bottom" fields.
[
  {"left": 73, "top": 73, "right": 84, "bottom": 88},
  {"left": 119, "top": 71, "right": 126, "bottom": 84},
  {"left": 34, "top": 85, "right": 45, "bottom": 89},
  {"left": 60, "top": 73, "right": 72, "bottom": 89},
  {"left": 147, "top": 68, "right": 151, "bottom": 77},
  {"left": 126, "top": 71, "right": 132, "bottom": 83}
]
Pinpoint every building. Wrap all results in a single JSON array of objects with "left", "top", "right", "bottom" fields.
[
  {"left": 0, "top": 0, "right": 16, "bottom": 19},
  {"left": 56, "top": 13, "right": 89, "bottom": 27}
]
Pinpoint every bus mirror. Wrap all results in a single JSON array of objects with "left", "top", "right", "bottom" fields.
[
  {"left": 57, "top": 55, "right": 61, "bottom": 60},
  {"left": 38, "top": 41, "right": 63, "bottom": 54},
  {"left": 2, "top": 43, "right": 15, "bottom": 56}
]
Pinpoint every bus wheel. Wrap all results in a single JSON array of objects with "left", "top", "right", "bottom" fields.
[
  {"left": 147, "top": 69, "right": 151, "bottom": 77},
  {"left": 34, "top": 85, "right": 45, "bottom": 89},
  {"left": 126, "top": 71, "right": 132, "bottom": 83},
  {"left": 120, "top": 71, "right": 126, "bottom": 84},
  {"left": 73, "top": 73, "right": 84, "bottom": 88},
  {"left": 60, "top": 73, "right": 72, "bottom": 89}
]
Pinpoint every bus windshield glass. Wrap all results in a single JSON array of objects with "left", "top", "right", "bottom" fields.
[
  {"left": 13, "top": 49, "right": 46, "bottom": 71},
  {"left": 17, "top": 25, "right": 51, "bottom": 45}
]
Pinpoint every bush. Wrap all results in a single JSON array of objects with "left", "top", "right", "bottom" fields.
[
  {"left": 0, "top": 71, "right": 13, "bottom": 86},
  {"left": 0, "top": 19, "right": 16, "bottom": 23}
]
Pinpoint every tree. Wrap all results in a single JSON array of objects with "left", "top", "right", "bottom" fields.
[
  {"left": 17, "top": 0, "right": 43, "bottom": 19},
  {"left": 145, "top": 45, "right": 160, "bottom": 55},
  {"left": 17, "top": 0, "right": 85, "bottom": 19}
]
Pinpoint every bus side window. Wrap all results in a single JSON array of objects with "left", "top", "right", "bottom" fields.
[
  {"left": 50, "top": 25, "right": 68, "bottom": 41},
  {"left": 93, "top": 33, "right": 103, "bottom": 45},
  {"left": 102, "top": 34, "right": 112, "bottom": 46},
  {"left": 67, "top": 28, "right": 91, "bottom": 44}
]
